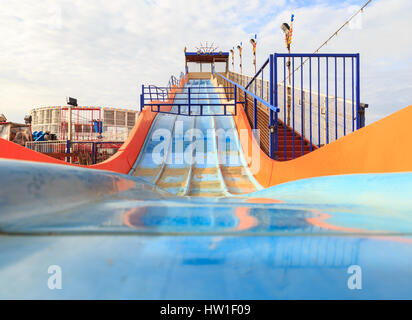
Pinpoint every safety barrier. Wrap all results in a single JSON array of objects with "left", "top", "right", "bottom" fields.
[
  {"left": 140, "top": 85, "right": 240, "bottom": 116},
  {"left": 226, "top": 53, "right": 366, "bottom": 160},
  {"left": 25, "top": 140, "right": 66, "bottom": 154},
  {"left": 25, "top": 141, "right": 123, "bottom": 165}
]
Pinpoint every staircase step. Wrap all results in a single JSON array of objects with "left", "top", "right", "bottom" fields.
[
  {"left": 276, "top": 150, "right": 312, "bottom": 157},
  {"left": 276, "top": 145, "right": 312, "bottom": 151}
]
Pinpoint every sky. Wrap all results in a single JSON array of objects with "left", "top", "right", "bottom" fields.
[{"left": 0, "top": 0, "right": 411, "bottom": 124}]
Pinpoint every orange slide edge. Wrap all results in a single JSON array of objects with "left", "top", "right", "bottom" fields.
[
  {"left": 0, "top": 75, "right": 189, "bottom": 174},
  {"left": 233, "top": 103, "right": 412, "bottom": 188}
]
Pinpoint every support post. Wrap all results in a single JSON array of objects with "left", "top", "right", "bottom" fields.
[
  {"left": 66, "top": 139, "right": 70, "bottom": 163},
  {"left": 356, "top": 53, "right": 361, "bottom": 129},
  {"left": 92, "top": 142, "right": 96, "bottom": 164},
  {"left": 234, "top": 84, "right": 237, "bottom": 112},
  {"left": 269, "top": 54, "right": 274, "bottom": 159},
  {"left": 188, "top": 87, "right": 191, "bottom": 116},
  {"left": 253, "top": 98, "right": 257, "bottom": 129}
]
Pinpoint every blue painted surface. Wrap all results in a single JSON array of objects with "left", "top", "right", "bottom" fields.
[
  {"left": 0, "top": 159, "right": 411, "bottom": 299},
  {"left": 1, "top": 234, "right": 411, "bottom": 299}
]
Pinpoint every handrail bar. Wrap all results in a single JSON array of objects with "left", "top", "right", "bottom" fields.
[
  {"left": 143, "top": 102, "right": 243, "bottom": 106},
  {"left": 214, "top": 72, "right": 279, "bottom": 113},
  {"left": 142, "top": 86, "right": 233, "bottom": 90},
  {"left": 275, "top": 53, "right": 359, "bottom": 58},
  {"left": 245, "top": 57, "right": 269, "bottom": 90}
]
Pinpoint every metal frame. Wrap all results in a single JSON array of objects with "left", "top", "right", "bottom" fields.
[
  {"left": 141, "top": 84, "right": 242, "bottom": 117},
  {"left": 221, "top": 52, "right": 363, "bottom": 161},
  {"left": 273, "top": 53, "right": 361, "bottom": 159}
]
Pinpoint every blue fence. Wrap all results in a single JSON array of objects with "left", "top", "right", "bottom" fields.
[
  {"left": 140, "top": 84, "right": 242, "bottom": 117},
  {"left": 273, "top": 53, "right": 362, "bottom": 151},
  {"left": 25, "top": 140, "right": 123, "bottom": 164},
  {"left": 225, "top": 53, "right": 365, "bottom": 160},
  {"left": 142, "top": 73, "right": 187, "bottom": 107}
]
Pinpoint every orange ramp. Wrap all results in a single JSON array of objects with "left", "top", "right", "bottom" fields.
[{"left": 233, "top": 102, "right": 412, "bottom": 187}]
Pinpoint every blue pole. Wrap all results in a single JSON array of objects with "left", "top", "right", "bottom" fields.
[
  {"left": 269, "top": 54, "right": 274, "bottom": 105},
  {"left": 318, "top": 57, "right": 321, "bottom": 148},
  {"left": 335, "top": 57, "right": 338, "bottom": 140},
  {"left": 326, "top": 57, "right": 329, "bottom": 145},
  {"left": 234, "top": 84, "right": 237, "bottom": 114},
  {"left": 343, "top": 58, "right": 346, "bottom": 136},
  {"left": 284, "top": 56, "right": 287, "bottom": 160},
  {"left": 66, "top": 139, "right": 70, "bottom": 163},
  {"left": 352, "top": 57, "right": 355, "bottom": 132},
  {"left": 274, "top": 53, "right": 278, "bottom": 160},
  {"left": 274, "top": 110, "right": 278, "bottom": 160},
  {"left": 188, "top": 87, "right": 191, "bottom": 116},
  {"left": 356, "top": 53, "right": 361, "bottom": 129},
  {"left": 309, "top": 57, "right": 312, "bottom": 152},
  {"left": 253, "top": 98, "right": 257, "bottom": 129},
  {"left": 300, "top": 56, "right": 304, "bottom": 156},
  {"left": 269, "top": 54, "right": 274, "bottom": 159},
  {"left": 92, "top": 142, "right": 96, "bottom": 164},
  {"left": 141, "top": 85, "right": 144, "bottom": 111},
  {"left": 292, "top": 57, "right": 295, "bottom": 159}
]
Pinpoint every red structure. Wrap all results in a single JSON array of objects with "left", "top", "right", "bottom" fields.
[{"left": 59, "top": 107, "right": 102, "bottom": 141}]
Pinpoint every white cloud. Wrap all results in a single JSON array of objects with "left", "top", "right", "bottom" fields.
[{"left": 0, "top": 0, "right": 411, "bottom": 125}]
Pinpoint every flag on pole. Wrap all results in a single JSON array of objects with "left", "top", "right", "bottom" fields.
[{"left": 288, "top": 14, "right": 294, "bottom": 45}]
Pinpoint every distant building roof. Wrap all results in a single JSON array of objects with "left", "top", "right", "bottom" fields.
[{"left": 185, "top": 52, "right": 229, "bottom": 63}]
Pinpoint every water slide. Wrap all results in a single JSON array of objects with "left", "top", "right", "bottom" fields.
[
  {"left": 131, "top": 79, "right": 260, "bottom": 196},
  {"left": 1, "top": 76, "right": 412, "bottom": 299}
]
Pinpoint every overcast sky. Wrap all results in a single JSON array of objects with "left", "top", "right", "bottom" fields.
[{"left": 1, "top": 0, "right": 411, "bottom": 124}]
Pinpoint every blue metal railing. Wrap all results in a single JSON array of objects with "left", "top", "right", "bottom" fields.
[
  {"left": 148, "top": 74, "right": 187, "bottom": 104},
  {"left": 70, "top": 141, "right": 123, "bottom": 164},
  {"left": 140, "top": 84, "right": 241, "bottom": 116},
  {"left": 273, "top": 53, "right": 362, "bottom": 160},
  {"left": 139, "top": 73, "right": 186, "bottom": 112},
  {"left": 26, "top": 140, "right": 123, "bottom": 164},
  {"left": 168, "top": 75, "right": 178, "bottom": 88},
  {"left": 225, "top": 52, "right": 364, "bottom": 161}
]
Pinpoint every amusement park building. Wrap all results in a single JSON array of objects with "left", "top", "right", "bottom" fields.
[{"left": 30, "top": 106, "right": 139, "bottom": 142}]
